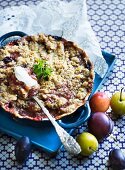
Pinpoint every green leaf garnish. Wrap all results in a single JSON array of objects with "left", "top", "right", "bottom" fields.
[{"left": 33, "top": 59, "right": 52, "bottom": 80}]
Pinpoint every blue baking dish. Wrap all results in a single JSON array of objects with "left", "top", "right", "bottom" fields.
[{"left": 0, "top": 31, "right": 116, "bottom": 154}]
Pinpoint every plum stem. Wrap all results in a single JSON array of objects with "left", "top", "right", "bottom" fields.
[
  {"left": 109, "top": 134, "right": 117, "bottom": 142},
  {"left": 120, "top": 88, "right": 124, "bottom": 101}
]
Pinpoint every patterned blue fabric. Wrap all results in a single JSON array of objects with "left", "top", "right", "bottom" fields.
[{"left": 0, "top": 0, "right": 125, "bottom": 169}]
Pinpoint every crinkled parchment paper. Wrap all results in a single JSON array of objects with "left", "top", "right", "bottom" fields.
[{"left": 0, "top": 0, "right": 108, "bottom": 77}]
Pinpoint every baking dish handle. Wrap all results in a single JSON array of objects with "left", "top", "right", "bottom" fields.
[
  {"left": 58, "top": 102, "right": 91, "bottom": 129},
  {"left": 0, "top": 31, "right": 27, "bottom": 47}
]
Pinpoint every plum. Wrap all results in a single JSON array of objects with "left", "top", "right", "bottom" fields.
[
  {"left": 110, "top": 89, "right": 125, "bottom": 116},
  {"left": 76, "top": 132, "right": 98, "bottom": 156},
  {"left": 109, "top": 149, "right": 125, "bottom": 170},
  {"left": 88, "top": 112, "right": 114, "bottom": 141},
  {"left": 15, "top": 136, "right": 32, "bottom": 164},
  {"left": 89, "top": 92, "right": 110, "bottom": 113}
]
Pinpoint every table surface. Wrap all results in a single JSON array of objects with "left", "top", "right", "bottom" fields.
[{"left": 0, "top": 0, "right": 125, "bottom": 169}]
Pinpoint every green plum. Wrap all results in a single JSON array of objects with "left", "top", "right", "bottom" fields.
[
  {"left": 76, "top": 132, "right": 98, "bottom": 156},
  {"left": 110, "top": 88, "right": 125, "bottom": 116}
]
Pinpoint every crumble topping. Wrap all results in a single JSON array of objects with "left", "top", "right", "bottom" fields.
[{"left": 0, "top": 33, "right": 94, "bottom": 120}]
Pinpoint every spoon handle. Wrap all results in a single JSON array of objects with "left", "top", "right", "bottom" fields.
[{"left": 33, "top": 96, "right": 81, "bottom": 155}]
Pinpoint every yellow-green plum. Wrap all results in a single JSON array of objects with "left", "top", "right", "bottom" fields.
[
  {"left": 76, "top": 132, "right": 98, "bottom": 156},
  {"left": 110, "top": 89, "right": 125, "bottom": 116}
]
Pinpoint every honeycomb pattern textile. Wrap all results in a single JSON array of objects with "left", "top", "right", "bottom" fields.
[{"left": 0, "top": 0, "right": 125, "bottom": 170}]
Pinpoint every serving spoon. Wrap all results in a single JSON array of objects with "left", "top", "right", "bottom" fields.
[
  {"left": 33, "top": 96, "right": 81, "bottom": 155},
  {"left": 14, "top": 66, "right": 81, "bottom": 155}
]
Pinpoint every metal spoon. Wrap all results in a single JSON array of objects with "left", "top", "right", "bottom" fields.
[{"left": 33, "top": 96, "right": 81, "bottom": 155}]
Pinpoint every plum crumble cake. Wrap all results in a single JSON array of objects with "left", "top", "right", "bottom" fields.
[{"left": 0, "top": 33, "right": 94, "bottom": 121}]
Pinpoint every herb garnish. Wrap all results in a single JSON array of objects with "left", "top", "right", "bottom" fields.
[{"left": 33, "top": 59, "right": 52, "bottom": 80}]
